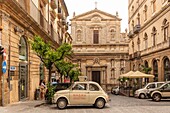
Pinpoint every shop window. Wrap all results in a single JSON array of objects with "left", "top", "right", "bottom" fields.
[
  {"left": 153, "top": 60, "right": 158, "bottom": 82},
  {"left": 164, "top": 58, "right": 170, "bottom": 81}
]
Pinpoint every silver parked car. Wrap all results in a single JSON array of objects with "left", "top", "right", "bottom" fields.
[
  {"left": 134, "top": 82, "right": 165, "bottom": 99},
  {"left": 111, "top": 86, "right": 119, "bottom": 95}
]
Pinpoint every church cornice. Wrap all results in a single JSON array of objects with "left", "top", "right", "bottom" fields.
[{"left": 70, "top": 9, "right": 121, "bottom": 21}]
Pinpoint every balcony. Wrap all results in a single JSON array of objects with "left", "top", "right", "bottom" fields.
[
  {"left": 133, "top": 24, "right": 141, "bottom": 34},
  {"left": 134, "top": 51, "right": 141, "bottom": 59},
  {"left": 50, "top": 10, "right": 56, "bottom": 21},
  {"left": 127, "top": 30, "right": 134, "bottom": 38},
  {"left": 141, "top": 38, "right": 170, "bottom": 56},
  {"left": 57, "top": 8, "right": 63, "bottom": 19},
  {"left": 129, "top": 51, "right": 140, "bottom": 59},
  {"left": 50, "top": 0, "right": 57, "bottom": 9}
]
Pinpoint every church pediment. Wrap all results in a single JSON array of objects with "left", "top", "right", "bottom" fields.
[{"left": 70, "top": 9, "right": 121, "bottom": 21}]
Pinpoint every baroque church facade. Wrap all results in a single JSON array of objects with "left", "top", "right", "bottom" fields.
[{"left": 70, "top": 8, "right": 130, "bottom": 89}]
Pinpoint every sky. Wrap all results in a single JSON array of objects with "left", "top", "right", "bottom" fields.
[{"left": 64, "top": 0, "right": 128, "bottom": 33}]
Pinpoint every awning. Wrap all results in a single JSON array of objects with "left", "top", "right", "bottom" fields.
[
  {"left": 120, "top": 71, "right": 134, "bottom": 78},
  {"left": 128, "top": 71, "right": 154, "bottom": 78}
]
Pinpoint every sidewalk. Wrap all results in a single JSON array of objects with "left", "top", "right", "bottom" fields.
[{"left": 0, "top": 100, "right": 45, "bottom": 113}]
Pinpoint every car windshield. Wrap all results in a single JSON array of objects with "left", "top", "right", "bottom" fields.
[{"left": 68, "top": 83, "right": 74, "bottom": 89}]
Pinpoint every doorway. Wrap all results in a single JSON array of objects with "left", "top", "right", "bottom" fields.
[
  {"left": 19, "top": 63, "right": 28, "bottom": 100},
  {"left": 92, "top": 71, "right": 101, "bottom": 84}
]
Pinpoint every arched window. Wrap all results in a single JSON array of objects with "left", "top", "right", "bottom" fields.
[
  {"left": 152, "top": 0, "right": 156, "bottom": 13},
  {"left": 133, "top": 64, "right": 135, "bottom": 71},
  {"left": 19, "top": 36, "right": 27, "bottom": 61},
  {"left": 152, "top": 27, "right": 157, "bottom": 46},
  {"left": 137, "top": 37, "right": 140, "bottom": 51},
  {"left": 153, "top": 60, "right": 158, "bottom": 82},
  {"left": 120, "top": 59, "right": 124, "bottom": 68},
  {"left": 137, "top": 13, "right": 140, "bottom": 25},
  {"left": 162, "top": 19, "right": 169, "bottom": 41},
  {"left": 131, "top": 20, "right": 134, "bottom": 29},
  {"left": 144, "top": 33, "right": 148, "bottom": 49},
  {"left": 76, "top": 30, "right": 81, "bottom": 41},
  {"left": 164, "top": 58, "right": 170, "bottom": 81},
  {"left": 144, "top": 5, "right": 147, "bottom": 21},
  {"left": 120, "top": 68, "right": 124, "bottom": 75},
  {"left": 144, "top": 60, "right": 148, "bottom": 68},
  {"left": 111, "top": 68, "right": 115, "bottom": 79},
  {"left": 110, "top": 29, "right": 116, "bottom": 40}
]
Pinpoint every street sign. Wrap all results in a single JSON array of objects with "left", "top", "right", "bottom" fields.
[{"left": 2, "top": 61, "right": 7, "bottom": 73}]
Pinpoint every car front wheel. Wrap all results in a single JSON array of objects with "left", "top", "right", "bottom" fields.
[
  {"left": 139, "top": 93, "right": 146, "bottom": 99},
  {"left": 95, "top": 98, "right": 105, "bottom": 109},
  {"left": 152, "top": 93, "right": 161, "bottom": 102},
  {"left": 57, "top": 98, "right": 67, "bottom": 109}
]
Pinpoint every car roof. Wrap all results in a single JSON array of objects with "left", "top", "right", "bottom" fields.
[
  {"left": 74, "top": 81, "right": 99, "bottom": 84},
  {"left": 148, "top": 81, "right": 165, "bottom": 84}
]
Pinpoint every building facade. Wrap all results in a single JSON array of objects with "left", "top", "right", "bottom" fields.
[
  {"left": 128, "top": 0, "right": 170, "bottom": 81},
  {"left": 0, "top": 0, "right": 70, "bottom": 106},
  {"left": 71, "top": 8, "right": 130, "bottom": 90}
]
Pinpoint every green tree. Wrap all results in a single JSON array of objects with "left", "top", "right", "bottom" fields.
[
  {"left": 69, "top": 69, "right": 80, "bottom": 82},
  {"left": 141, "top": 65, "right": 152, "bottom": 74},
  {"left": 54, "top": 60, "right": 79, "bottom": 82},
  {"left": 30, "top": 36, "right": 72, "bottom": 82}
]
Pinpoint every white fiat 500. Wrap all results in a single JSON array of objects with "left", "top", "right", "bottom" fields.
[{"left": 53, "top": 81, "right": 110, "bottom": 109}]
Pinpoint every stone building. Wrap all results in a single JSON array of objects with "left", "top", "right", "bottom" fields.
[
  {"left": 70, "top": 8, "right": 130, "bottom": 89},
  {"left": 0, "top": 0, "right": 70, "bottom": 106},
  {"left": 128, "top": 0, "right": 170, "bottom": 81}
]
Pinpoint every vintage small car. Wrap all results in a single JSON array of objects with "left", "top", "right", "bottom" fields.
[{"left": 53, "top": 81, "right": 110, "bottom": 109}]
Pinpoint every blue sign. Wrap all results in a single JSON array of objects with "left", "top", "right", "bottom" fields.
[{"left": 2, "top": 61, "right": 7, "bottom": 73}]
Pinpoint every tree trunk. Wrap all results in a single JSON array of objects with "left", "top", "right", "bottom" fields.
[{"left": 48, "top": 68, "right": 52, "bottom": 82}]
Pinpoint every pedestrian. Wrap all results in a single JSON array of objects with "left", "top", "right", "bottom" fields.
[{"left": 40, "top": 80, "right": 46, "bottom": 100}]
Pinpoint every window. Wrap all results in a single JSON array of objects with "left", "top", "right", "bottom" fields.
[
  {"left": 144, "top": 33, "right": 148, "bottom": 49},
  {"left": 111, "top": 59, "right": 115, "bottom": 68},
  {"left": 131, "top": 20, "right": 134, "bottom": 29},
  {"left": 144, "top": 5, "right": 147, "bottom": 21},
  {"left": 110, "top": 29, "right": 116, "bottom": 40},
  {"left": 153, "top": 60, "right": 158, "bottom": 82},
  {"left": 93, "top": 30, "right": 99, "bottom": 44},
  {"left": 152, "top": 0, "right": 156, "bottom": 13},
  {"left": 137, "top": 37, "right": 140, "bottom": 51},
  {"left": 73, "top": 83, "right": 87, "bottom": 90},
  {"left": 89, "top": 84, "right": 99, "bottom": 91},
  {"left": 152, "top": 27, "right": 157, "bottom": 46},
  {"left": 164, "top": 58, "right": 170, "bottom": 81},
  {"left": 120, "top": 68, "right": 124, "bottom": 75},
  {"left": 111, "top": 68, "right": 115, "bottom": 79},
  {"left": 19, "top": 36, "right": 27, "bottom": 60},
  {"left": 147, "top": 84, "right": 156, "bottom": 89},
  {"left": 120, "top": 59, "right": 124, "bottom": 67},
  {"left": 162, "top": 19, "right": 169, "bottom": 41},
  {"left": 77, "top": 30, "right": 81, "bottom": 41},
  {"left": 137, "top": 13, "right": 140, "bottom": 24}
]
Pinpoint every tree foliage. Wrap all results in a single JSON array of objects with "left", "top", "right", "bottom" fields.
[
  {"left": 141, "top": 65, "right": 152, "bottom": 74},
  {"left": 30, "top": 35, "right": 72, "bottom": 82},
  {"left": 54, "top": 60, "right": 80, "bottom": 82}
]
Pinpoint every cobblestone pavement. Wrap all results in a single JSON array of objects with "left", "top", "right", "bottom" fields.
[{"left": 1, "top": 94, "right": 170, "bottom": 113}]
